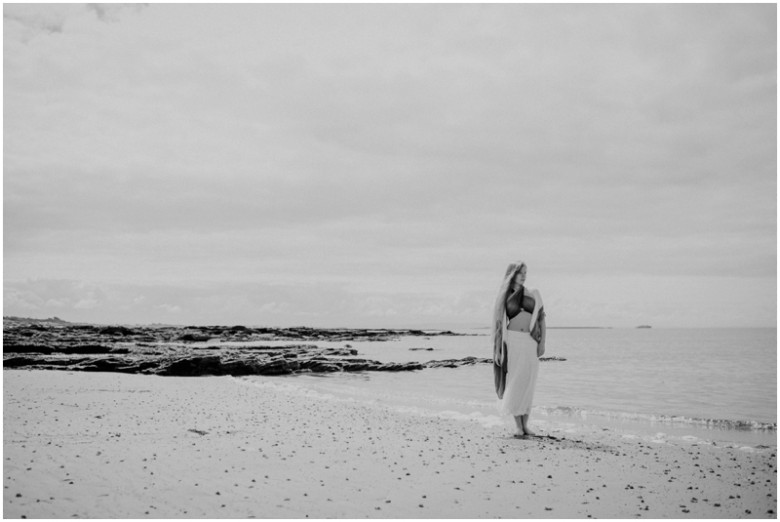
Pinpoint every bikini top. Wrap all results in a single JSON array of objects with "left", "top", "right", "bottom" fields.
[{"left": 504, "top": 287, "right": 543, "bottom": 334}]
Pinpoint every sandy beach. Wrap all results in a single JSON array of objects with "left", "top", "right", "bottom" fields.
[{"left": 4, "top": 369, "right": 776, "bottom": 519}]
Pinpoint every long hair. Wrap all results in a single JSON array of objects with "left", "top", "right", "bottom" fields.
[{"left": 492, "top": 261, "right": 526, "bottom": 359}]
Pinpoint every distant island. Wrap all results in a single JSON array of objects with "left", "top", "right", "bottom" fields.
[{"left": 636, "top": 325, "right": 652, "bottom": 329}]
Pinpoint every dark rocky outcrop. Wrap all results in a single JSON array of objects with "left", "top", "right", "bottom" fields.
[
  {"left": 3, "top": 317, "right": 564, "bottom": 377},
  {"left": 3, "top": 316, "right": 471, "bottom": 346}
]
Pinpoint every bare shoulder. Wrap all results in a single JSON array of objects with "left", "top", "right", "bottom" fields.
[{"left": 522, "top": 288, "right": 543, "bottom": 312}]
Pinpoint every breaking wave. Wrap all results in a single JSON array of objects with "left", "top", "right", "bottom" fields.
[{"left": 535, "top": 405, "right": 777, "bottom": 432}]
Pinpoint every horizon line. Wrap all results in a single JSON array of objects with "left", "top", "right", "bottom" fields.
[{"left": 2, "top": 316, "right": 776, "bottom": 331}]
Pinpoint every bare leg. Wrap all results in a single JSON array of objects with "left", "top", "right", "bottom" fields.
[
  {"left": 520, "top": 414, "right": 536, "bottom": 437},
  {"left": 513, "top": 415, "right": 525, "bottom": 437}
]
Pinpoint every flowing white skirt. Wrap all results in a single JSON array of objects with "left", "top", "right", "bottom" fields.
[{"left": 497, "top": 329, "right": 539, "bottom": 416}]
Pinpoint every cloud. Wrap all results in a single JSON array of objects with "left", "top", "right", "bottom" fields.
[
  {"left": 4, "top": 280, "right": 106, "bottom": 314},
  {"left": 3, "top": 4, "right": 147, "bottom": 43},
  {"left": 74, "top": 298, "right": 99, "bottom": 310},
  {"left": 86, "top": 4, "right": 147, "bottom": 23},
  {"left": 3, "top": 4, "right": 75, "bottom": 36},
  {"left": 4, "top": 274, "right": 775, "bottom": 328},
  {"left": 155, "top": 303, "right": 181, "bottom": 314},
  {"left": 3, "top": 4, "right": 776, "bottom": 327},
  {"left": 2, "top": 278, "right": 495, "bottom": 327}
]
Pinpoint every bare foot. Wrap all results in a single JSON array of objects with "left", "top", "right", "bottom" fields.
[
  {"left": 513, "top": 431, "right": 526, "bottom": 439},
  {"left": 523, "top": 427, "right": 537, "bottom": 437}
]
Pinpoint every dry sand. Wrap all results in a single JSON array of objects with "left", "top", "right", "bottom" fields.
[{"left": 3, "top": 370, "right": 776, "bottom": 518}]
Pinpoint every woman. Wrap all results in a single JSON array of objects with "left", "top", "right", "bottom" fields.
[{"left": 492, "top": 261, "right": 546, "bottom": 438}]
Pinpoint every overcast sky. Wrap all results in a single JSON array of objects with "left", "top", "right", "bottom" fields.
[{"left": 4, "top": 3, "right": 776, "bottom": 328}]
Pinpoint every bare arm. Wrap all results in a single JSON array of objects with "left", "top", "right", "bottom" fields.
[{"left": 535, "top": 308, "right": 546, "bottom": 357}]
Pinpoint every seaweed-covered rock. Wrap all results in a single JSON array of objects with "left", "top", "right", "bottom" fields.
[
  {"left": 177, "top": 333, "right": 213, "bottom": 343},
  {"left": 3, "top": 356, "right": 43, "bottom": 368},
  {"left": 99, "top": 326, "right": 134, "bottom": 336},
  {"left": 2, "top": 344, "right": 55, "bottom": 355},
  {"left": 3, "top": 316, "right": 564, "bottom": 378},
  {"left": 156, "top": 355, "right": 224, "bottom": 376}
]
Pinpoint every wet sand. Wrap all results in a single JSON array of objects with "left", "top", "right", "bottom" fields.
[{"left": 4, "top": 370, "right": 776, "bottom": 518}]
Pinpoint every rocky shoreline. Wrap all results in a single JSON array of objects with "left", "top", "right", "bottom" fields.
[{"left": 2, "top": 316, "right": 565, "bottom": 377}]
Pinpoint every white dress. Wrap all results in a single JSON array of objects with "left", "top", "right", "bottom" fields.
[{"left": 497, "top": 288, "right": 543, "bottom": 417}]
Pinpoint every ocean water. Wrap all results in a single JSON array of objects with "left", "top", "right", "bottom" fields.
[{"left": 240, "top": 328, "right": 777, "bottom": 448}]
